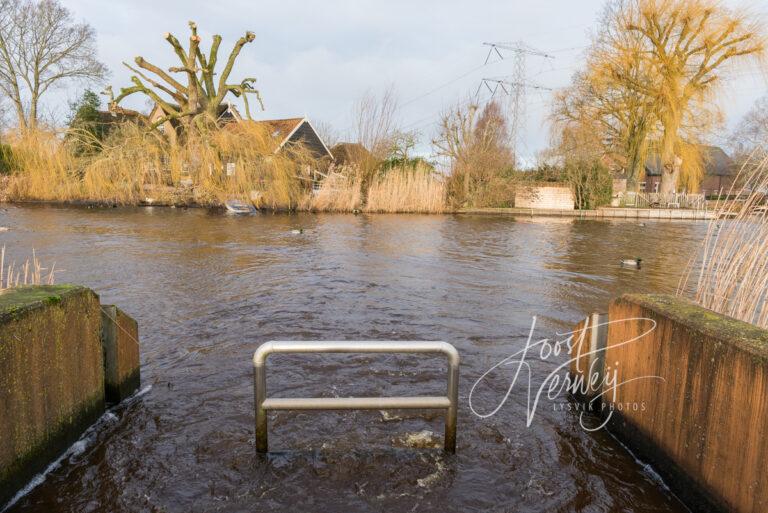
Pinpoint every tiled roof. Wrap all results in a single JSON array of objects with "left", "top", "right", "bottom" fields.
[{"left": 247, "top": 118, "right": 305, "bottom": 144}]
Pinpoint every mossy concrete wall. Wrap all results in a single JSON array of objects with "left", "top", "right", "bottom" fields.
[
  {"left": 605, "top": 294, "right": 768, "bottom": 513},
  {"left": 101, "top": 305, "right": 140, "bottom": 404},
  {"left": 0, "top": 285, "right": 104, "bottom": 507}
]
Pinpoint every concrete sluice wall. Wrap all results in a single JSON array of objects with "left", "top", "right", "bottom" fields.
[
  {"left": 572, "top": 294, "right": 768, "bottom": 513},
  {"left": 0, "top": 285, "right": 140, "bottom": 508}
]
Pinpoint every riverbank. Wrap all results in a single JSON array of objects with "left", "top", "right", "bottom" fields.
[
  {"left": 2, "top": 195, "right": 716, "bottom": 219},
  {"left": 460, "top": 206, "right": 716, "bottom": 219}
]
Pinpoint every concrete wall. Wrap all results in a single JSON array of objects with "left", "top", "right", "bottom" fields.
[
  {"left": 0, "top": 285, "right": 141, "bottom": 508},
  {"left": 0, "top": 285, "right": 104, "bottom": 507},
  {"left": 604, "top": 294, "right": 768, "bottom": 513},
  {"left": 514, "top": 185, "right": 575, "bottom": 210},
  {"left": 101, "top": 305, "right": 141, "bottom": 404},
  {"left": 569, "top": 312, "right": 607, "bottom": 403}
]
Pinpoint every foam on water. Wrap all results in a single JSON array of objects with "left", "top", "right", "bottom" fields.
[{"left": 0, "top": 385, "right": 152, "bottom": 512}]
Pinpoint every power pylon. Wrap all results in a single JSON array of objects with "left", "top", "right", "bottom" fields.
[{"left": 479, "top": 42, "right": 555, "bottom": 163}]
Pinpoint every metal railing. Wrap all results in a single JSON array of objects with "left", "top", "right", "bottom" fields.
[{"left": 253, "top": 341, "right": 460, "bottom": 453}]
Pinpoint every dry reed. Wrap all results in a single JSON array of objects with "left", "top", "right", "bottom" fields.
[
  {"left": 4, "top": 123, "right": 449, "bottom": 214},
  {"left": 6, "top": 123, "right": 310, "bottom": 209},
  {"left": 678, "top": 148, "right": 768, "bottom": 327},
  {"left": 365, "top": 165, "right": 446, "bottom": 213},
  {"left": 0, "top": 246, "right": 57, "bottom": 290},
  {"left": 305, "top": 167, "right": 363, "bottom": 212}
]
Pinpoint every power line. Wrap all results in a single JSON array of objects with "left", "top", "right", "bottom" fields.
[{"left": 477, "top": 41, "right": 556, "bottom": 164}]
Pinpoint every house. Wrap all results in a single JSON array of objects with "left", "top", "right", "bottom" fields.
[
  {"left": 643, "top": 145, "right": 736, "bottom": 193},
  {"left": 246, "top": 117, "right": 333, "bottom": 161},
  {"left": 147, "top": 103, "right": 333, "bottom": 161},
  {"left": 330, "top": 142, "right": 371, "bottom": 165}
]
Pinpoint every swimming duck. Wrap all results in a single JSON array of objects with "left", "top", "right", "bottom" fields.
[
  {"left": 291, "top": 228, "right": 304, "bottom": 234},
  {"left": 621, "top": 258, "right": 642, "bottom": 268}
]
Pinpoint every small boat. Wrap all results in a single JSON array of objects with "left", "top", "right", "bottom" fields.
[
  {"left": 621, "top": 258, "right": 642, "bottom": 268},
  {"left": 224, "top": 199, "right": 257, "bottom": 215}
]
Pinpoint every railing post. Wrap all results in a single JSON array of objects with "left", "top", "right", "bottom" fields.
[
  {"left": 254, "top": 354, "right": 268, "bottom": 453},
  {"left": 252, "top": 341, "right": 459, "bottom": 453},
  {"left": 445, "top": 357, "right": 459, "bottom": 453}
]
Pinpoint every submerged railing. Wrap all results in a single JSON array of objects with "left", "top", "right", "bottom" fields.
[{"left": 253, "top": 341, "right": 460, "bottom": 453}]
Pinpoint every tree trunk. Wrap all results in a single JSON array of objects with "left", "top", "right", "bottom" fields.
[
  {"left": 16, "top": 110, "right": 27, "bottom": 131},
  {"left": 626, "top": 153, "right": 642, "bottom": 192},
  {"left": 28, "top": 101, "right": 36, "bottom": 130},
  {"left": 659, "top": 155, "right": 682, "bottom": 194}
]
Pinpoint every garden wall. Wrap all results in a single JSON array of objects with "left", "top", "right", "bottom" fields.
[{"left": 514, "top": 184, "right": 574, "bottom": 210}]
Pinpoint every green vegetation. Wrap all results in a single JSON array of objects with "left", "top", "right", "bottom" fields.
[
  {"left": 0, "top": 144, "right": 13, "bottom": 175},
  {"left": 66, "top": 90, "right": 110, "bottom": 157}
]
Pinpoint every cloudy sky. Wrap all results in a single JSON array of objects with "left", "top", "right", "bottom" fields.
[{"left": 56, "top": 0, "right": 768, "bottom": 163}]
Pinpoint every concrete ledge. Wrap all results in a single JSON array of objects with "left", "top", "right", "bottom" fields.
[
  {"left": 605, "top": 294, "right": 768, "bottom": 513},
  {"left": 458, "top": 207, "right": 716, "bottom": 219},
  {"left": 568, "top": 313, "right": 607, "bottom": 401},
  {"left": 0, "top": 285, "right": 104, "bottom": 507}
]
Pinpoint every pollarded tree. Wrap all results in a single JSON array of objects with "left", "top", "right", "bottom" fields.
[{"left": 106, "top": 21, "right": 263, "bottom": 135}]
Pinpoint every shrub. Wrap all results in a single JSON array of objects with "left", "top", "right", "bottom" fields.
[
  {"left": 0, "top": 144, "right": 14, "bottom": 174},
  {"left": 564, "top": 159, "right": 613, "bottom": 209}
]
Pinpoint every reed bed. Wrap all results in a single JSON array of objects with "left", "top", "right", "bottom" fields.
[
  {"left": 678, "top": 149, "right": 768, "bottom": 327},
  {"left": 3, "top": 126, "right": 449, "bottom": 213},
  {"left": 0, "top": 246, "right": 57, "bottom": 290},
  {"left": 5, "top": 124, "right": 309, "bottom": 209},
  {"left": 305, "top": 168, "right": 363, "bottom": 212},
  {"left": 364, "top": 165, "right": 446, "bottom": 213}
]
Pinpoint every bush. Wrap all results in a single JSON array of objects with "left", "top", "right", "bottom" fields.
[
  {"left": 0, "top": 144, "right": 14, "bottom": 174},
  {"left": 564, "top": 159, "right": 613, "bottom": 209}
]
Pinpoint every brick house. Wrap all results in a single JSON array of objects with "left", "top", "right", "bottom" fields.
[{"left": 643, "top": 145, "right": 736, "bottom": 194}]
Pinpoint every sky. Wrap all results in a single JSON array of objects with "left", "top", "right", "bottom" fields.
[{"left": 51, "top": 0, "right": 768, "bottom": 165}]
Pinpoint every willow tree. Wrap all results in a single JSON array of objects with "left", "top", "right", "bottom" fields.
[
  {"left": 607, "top": 0, "right": 765, "bottom": 193},
  {"left": 552, "top": 66, "right": 655, "bottom": 189},
  {"left": 106, "top": 21, "right": 263, "bottom": 135}
]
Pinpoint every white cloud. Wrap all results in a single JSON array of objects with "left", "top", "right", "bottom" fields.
[{"left": 48, "top": 0, "right": 768, "bottom": 160}]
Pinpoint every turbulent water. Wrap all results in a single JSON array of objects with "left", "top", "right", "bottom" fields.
[{"left": 1, "top": 205, "right": 706, "bottom": 513}]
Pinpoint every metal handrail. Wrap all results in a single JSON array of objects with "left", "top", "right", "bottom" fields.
[{"left": 253, "top": 341, "right": 460, "bottom": 453}]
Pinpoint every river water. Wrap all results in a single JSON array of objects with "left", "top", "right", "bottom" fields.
[{"left": 1, "top": 205, "right": 706, "bottom": 513}]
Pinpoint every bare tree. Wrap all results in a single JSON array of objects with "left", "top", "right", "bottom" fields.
[
  {"left": 313, "top": 120, "right": 340, "bottom": 148},
  {"left": 0, "top": 94, "right": 7, "bottom": 131},
  {"left": 106, "top": 21, "right": 263, "bottom": 134},
  {"left": 354, "top": 87, "right": 398, "bottom": 160},
  {"left": 0, "top": 0, "right": 107, "bottom": 129},
  {"left": 349, "top": 87, "right": 399, "bottom": 196},
  {"left": 434, "top": 99, "right": 515, "bottom": 207},
  {"left": 730, "top": 95, "right": 768, "bottom": 159}
]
